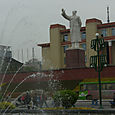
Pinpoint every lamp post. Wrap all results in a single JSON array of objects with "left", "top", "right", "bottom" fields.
[{"left": 90, "top": 33, "right": 107, "bottom": 109}]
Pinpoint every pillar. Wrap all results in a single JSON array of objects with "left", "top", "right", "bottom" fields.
[
  {"left": 66, "top": 48, "right": 85, "bottom": 68},
  {"left": 108, "top": 41, "right": 112, "bottom": 64}
]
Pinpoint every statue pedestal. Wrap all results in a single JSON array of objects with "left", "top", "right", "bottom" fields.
[{"left": 66, "top": 48, "right": 85, "bottom": 68}]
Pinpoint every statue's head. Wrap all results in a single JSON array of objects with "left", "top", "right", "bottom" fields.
[{"left": 72, "top": 10, "right": 77, "bottom": 15}]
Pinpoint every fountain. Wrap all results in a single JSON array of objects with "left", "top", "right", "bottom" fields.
[
  {"left": 0, "top": 65, "right": 65, "bottom": 115},
  {"left": 3, "top": 76, "right": 40, "bottom": 114},
  {"left": 0, "top": 18, "right": 71, "bottom": 115},
  {"left": 0, "top": 5, "right": 72, "bottom": 114},
  {"left": 0, "top": 73, "right": 40, "bottom": 114},
  {"left": 0, "top": 45, "right": 78, "bottom": 115},
  {"left": 1, "top": 64, "right": 24, "bottom": 102},
  {"left": 0, "top": 36, "right": 66, "bottom": 115}
]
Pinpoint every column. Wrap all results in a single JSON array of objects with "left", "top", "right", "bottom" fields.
[{"left": 108, "top": 41, "right": 112, "bottom": 64}]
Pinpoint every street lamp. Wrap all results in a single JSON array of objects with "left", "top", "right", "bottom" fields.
[{"left": 90, "top": 33, "right": 107, "bottom": 109}]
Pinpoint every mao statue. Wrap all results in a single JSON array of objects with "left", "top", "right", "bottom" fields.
[{"left": 61, "top": 9, "right": 82, "bottom": 48}]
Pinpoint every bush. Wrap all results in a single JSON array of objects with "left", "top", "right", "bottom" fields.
[
  {"left": 53, "top": 90, "right": 79, "bottom": 109},
  {"left": 0, "top": 101, "right": 16, "bottom": 109}
]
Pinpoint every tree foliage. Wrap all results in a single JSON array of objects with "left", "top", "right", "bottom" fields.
[{"left": 53, "top": 90, "right": 79, "bottom": 108}]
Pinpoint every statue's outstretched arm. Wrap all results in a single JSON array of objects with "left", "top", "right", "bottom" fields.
[{"left": 61, "top": 9, "right": 70, "bottom": 21}]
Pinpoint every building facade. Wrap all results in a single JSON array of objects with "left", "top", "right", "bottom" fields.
[
  {"left": 0, "top": 45, "right": 23, "bottom": 73},
  {"left": 38, "top": 18, "right": 115, "bottom": 70},
  {"left": 0, "top": 45, "right": 12, "bottom": 58}
]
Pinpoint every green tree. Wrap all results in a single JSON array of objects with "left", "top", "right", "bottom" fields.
[{"left": 53, "top": 90, "right": 79, "bottom": 108}]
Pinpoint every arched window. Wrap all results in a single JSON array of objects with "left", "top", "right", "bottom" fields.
[
  {"left": 81, "top": 43, "right": 86, "bottom": 50},
  {"left": 101, "top": 29, "right": 107, "bottom": 37},
  {"left": 63, "top": 35, "right": 68, "bottom": 42},
  {"left": 81, "top": 32, "right": 86, "bottom": 40}
]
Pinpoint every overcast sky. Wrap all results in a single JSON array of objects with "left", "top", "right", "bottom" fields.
[{"left": 0, "top": 0, "right": 114, "bottom": 63}]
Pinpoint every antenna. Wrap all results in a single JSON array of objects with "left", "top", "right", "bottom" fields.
[
  {"left": 32, "top": 47, "right": 35, "bottom": 63},
  {"left": 22, "top": 49, "right": 24, "bottom": 63},
  {"left": 107, "top": 6, "right": 110, "bottom": 23},
  {"left": 27, "top": 48, "right": 29, "bottom": 61},
  {"left": 18, "top": 49, "right": 19, "bottom": 60}
]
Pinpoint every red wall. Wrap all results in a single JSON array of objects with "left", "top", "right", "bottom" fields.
[{"left": 0, "top": 66, "right": 115, "bottom": 83}]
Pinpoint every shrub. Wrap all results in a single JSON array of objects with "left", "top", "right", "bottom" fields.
[
  {"left": 53, "top": 90, "right": 79, "bottom": 109},
  {"left": 0, "top": 101, "right": 16, "bottom": 109}
]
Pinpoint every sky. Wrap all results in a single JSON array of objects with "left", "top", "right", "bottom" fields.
[{"left": 0, "top": 0, "right": 114, "bottom": 63}]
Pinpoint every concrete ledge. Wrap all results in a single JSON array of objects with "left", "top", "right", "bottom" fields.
[
  {"left": 1, "top": 109, "right": 115, "bottom": 114},
  {"left": 77, "top": 99, "right": 112, "bottom": 102}
]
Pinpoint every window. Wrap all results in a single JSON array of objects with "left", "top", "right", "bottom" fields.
[
  {"left": 102, "top": 84, "right": 107, "bottom": 90},
  {"left": 64, "top": 45, "right": 69, "bottom": 53},
  {"left": 81, "top": 32, "right": 86, "bottom": 40},
  {"left": 102, "top": 83, "right": 115, "bottom": 90},
  {"left": 80, "top": 85, "right": 84, "bottom": 91},
  {"left": 101, "top": 29, "right": 107, "bottom": 37},
  {"left": 81, "top": 44, "right": 86, "bottom": 50},
  {"left": 63, "top": 35, "right": 68, "bottom": 42},
  {"left": 106, "top": 84, "right": 112, "bottom": 90},
  {"left": 87, "top": 84, "right": 98, "bottom": 90},
  {"left": 80, "top": 84, "right": 87, "bottom": 91},
  {"left": 112, "top": 28, "right": 115, "bottom": 36},
  {"left": 111, "top": 84, "right": 115, "bottom": 90}
]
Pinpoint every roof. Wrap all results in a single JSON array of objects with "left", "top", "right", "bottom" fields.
[
  {"left": 50, "top": 24, "right": 66, "bottom": 29},
  {"left": 86, "top": 18, "right": 102, "bottom": 24},
  {"left": 37, "top": 43, "right": 50, "bottom": 48},
  {"left": 98, "top": 22, "right": 115, "bottom": 29}
]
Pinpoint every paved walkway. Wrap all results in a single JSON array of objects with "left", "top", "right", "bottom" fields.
[
  {"left": 46, "top": 99, "right": 113, "bottom": 109},
  {"left": 75, "top": 99, "right": 113, "bottom": 109}
]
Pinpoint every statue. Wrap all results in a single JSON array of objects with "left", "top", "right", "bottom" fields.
[{"left": 61, "top": 9, "right": 82, "bottom": 48}]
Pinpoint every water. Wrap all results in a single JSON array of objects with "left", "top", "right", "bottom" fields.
[
  {"left": 0, "top": 60, "right": 114, "bottom": 114},
  {"left": 1, "top": 64, "right": 24, "bottom": 102},
  {"left": 0, "top": 3, "right": 69, "bottom": 114},
  {"left": 1, "top": 73, "right": 41, "bottom": 114},
  {"left": 0, "top": 57, "right": 65, "bottom": 115},
  {"left": 0, "top": 69, "right": 63, "bottom": 114},
  {"left": 0, "top": 57, "right": 12, "bottom": 87},
  {"left": 0, "top": 47, "right": 9, "bottom": 73}
]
